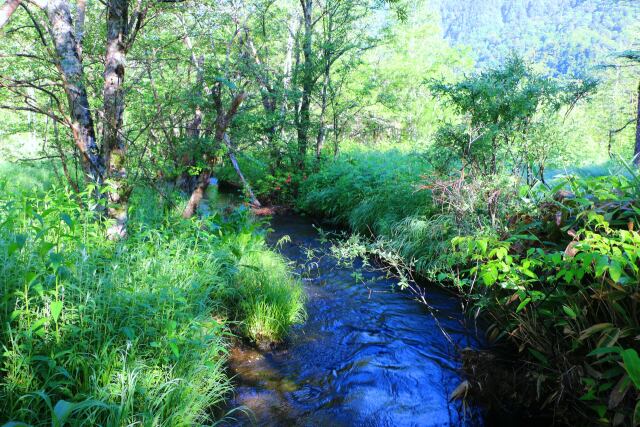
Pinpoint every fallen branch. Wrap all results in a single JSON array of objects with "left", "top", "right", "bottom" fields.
[{"left": 223, "top": 133, "right": 261, "bottom": 207}]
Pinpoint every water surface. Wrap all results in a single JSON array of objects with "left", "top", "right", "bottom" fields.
[{"left": 226, "top": 214, "right": 482, "bottom": 426}]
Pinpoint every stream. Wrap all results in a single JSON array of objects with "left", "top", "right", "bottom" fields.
[{"left": 224, "top": 213, "right": 483, "bottom": 426}]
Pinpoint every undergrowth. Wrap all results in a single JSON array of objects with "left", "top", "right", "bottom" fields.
[
  {"left": 0, "top": 183, "right": 305, "bottom": 425},
  {"left": 299, "top": 148, "right": 433, "bottom": 235}
]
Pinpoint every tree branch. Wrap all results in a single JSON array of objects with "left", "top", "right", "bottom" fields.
[{"left": 18, "top": 2, "right": 47, "bottom": 45}]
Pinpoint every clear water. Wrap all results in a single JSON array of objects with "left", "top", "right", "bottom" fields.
[{"left": 225, "top": 214, "right": 483, "bottom": 426}]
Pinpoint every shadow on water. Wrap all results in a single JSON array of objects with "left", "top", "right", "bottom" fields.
[{"left": 224, "top": 214, "right": 484, "bottom": 426}]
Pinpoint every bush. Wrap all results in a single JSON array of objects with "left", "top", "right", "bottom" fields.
[{"left": 450, "top": 174, "right": 640, "bottom": 423}]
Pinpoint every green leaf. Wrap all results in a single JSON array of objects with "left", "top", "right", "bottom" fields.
[
  {"left": 481, "top": 265, "right": 498, "bottom": 286},
  {"left": 53, "top": 400, "right": 74, "bottom": 426},
  {"left": 50, "top": 301, "right": 63, "bottom": 323},
  {"left": 38, "top": 242, "right": 55, "bottom": 258},
  {"left": 620, "top": 348, "right": 640, "bottom": 389},
  {"left": 516, "top": 297, "right": 531, "bottom": 313},
  {"left": 521, "top": 268, "right": 537, "bottom": 279},
  {"left": 477, "top": 239, "right": 488, "bottom": 255},
  {"left": 24, "top": 271, "right": 38, "bottom": 286},
  {"left": 60, "top": 213, "right": 74, "bottom": 230},
  {"left": 608, "top": 260, "right": 622, "bottom": 283},
  {"left": 595, "top": 255, "right": 609, "bottom": 277},
  {"left": 121, "top": 327, "right": 135, "bottom": 341},
  {"left": 169, "top": 341, "right": 180, "bottom": 358},
  {"left": 528, "top": 347, "right": 549, "bottom": 366},
  {"left": 562, "top": 305, "right": 577, "bottom": 319},
  {"left": 589, "top": 404, "right": 607, "bottom": 418},
  {"left": 165, "top": 320, "right": 177, "bottom": 335},
  {"left": 587, "top": 346, "right": 622, "bottom": 357},
  {"left": 8, "top": 234, "right": 27, "bottom": 256},
  {"left": 30, "top": 318, "right": 47, "bottom": 335}
]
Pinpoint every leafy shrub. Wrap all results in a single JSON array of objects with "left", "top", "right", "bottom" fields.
[
  {"left": 451, "top": 174, "right": 640, "bottom": 423},
  {"left": 430, "top": 55, "right": 595, "bottom": 179}
]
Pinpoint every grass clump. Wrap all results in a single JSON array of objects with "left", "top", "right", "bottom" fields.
[
  {"left": 0, "top": 184, "right": 305, "bottom": 425},
  {"left": 234, "top": 250, "right": 305, "bottom": 342},
  {"left": 205, "top": 208, "right": 306, "bottom": 343}
]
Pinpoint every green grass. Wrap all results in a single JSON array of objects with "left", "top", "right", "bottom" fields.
[
  {"left": 234, "top": 250, "right": 306, "bottom": 342},
  {"left": 0, "top": 174, "right": 305, "bottom": 425},
  {"left": 298, "top": 147, "right": 473, "bottom": 278},
  {"left": 0, "top": 134, "right": 60, "bottom": 194},
  {"left": 299, "top": 148, "right": 433, "bottom": 235}
]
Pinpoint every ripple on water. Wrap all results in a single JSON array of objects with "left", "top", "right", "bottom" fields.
[{"left": 224, "top": 215, "right": 482, "bottom": 426}]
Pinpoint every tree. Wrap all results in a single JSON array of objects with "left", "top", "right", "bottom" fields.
[
  {"left": 314, "top": 0, "right": 371, "bottom": 162},
  {"left": 295, "top": 0, "right": 314, "bottom": 170},
  {"left": 617, "top": 50, "right": 640, "bottom": 165},
  {"left": 0, "top": 0, "right": 150, "bottom": 237},
  {"left": 431, "top": 56, "right": 595, "bottom": 179}
]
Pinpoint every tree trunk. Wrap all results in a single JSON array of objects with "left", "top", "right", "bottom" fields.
[
  {"left": 46, "top": 0, "right": 104, "bottom": 185},
  {"left": 179, "top": 16, "right": 205, "bottom": 191},
  {"left": 182, "top": 170, "right": 211, "bottom": 219},
  {"left": 316, "top": 63, "right": 330, "bottom": 162},
  {"left": 0, "top": 0, "right": 20, "bottom": 29},
  {"left": 180, "top": 14, "right": 206, "bottom": 191},
  {"left": 280, "top": 13, "right": 296, "bottom": 131},
  {"left": 274, "top": 12, "right": 297, "bottom": 170},
  {"left": 297, "top": 0, "right": 313, "bottom": 170},
  {"left": 244, "top": 33, "right": 278, "bottom": 160},
  {"left": 634, "top": 80, "right": 640, "bottom": 166},
  {"left": 182, "top": 90, "right": 251, "bottom": 218},
  {"left": 315, "top": 6, "right": 333, "bottom": 164},
  {"left": 75, "top": 0, "right": 86, "bottom": 54},
  {"left": 103, "top": 0, "right": 129, "bottom": 238}
]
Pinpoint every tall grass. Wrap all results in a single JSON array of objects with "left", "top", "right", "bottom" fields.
[
  {"left": 299, "top": 148, "right": 433, "bottom": 235},
  {"left": 234, "top": 250, "right": 306, "bottom": 342},
  {"left": 0, "top": 183, "right": 305, "bottom": 425},
  {"left": 298, "top": 148, "right": 497, "bottom": 278}
]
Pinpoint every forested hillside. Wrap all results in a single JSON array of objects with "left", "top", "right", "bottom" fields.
[{"left": 437, "top": 0, "right": 639, "bottom": 74}]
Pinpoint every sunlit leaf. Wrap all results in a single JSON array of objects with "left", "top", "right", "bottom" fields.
[
  {"left": 620, "top": 348, "right": 640, "bottom": 389},
  {"left": 50, "top": 301, "right": 63, "bottom": 323}
]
